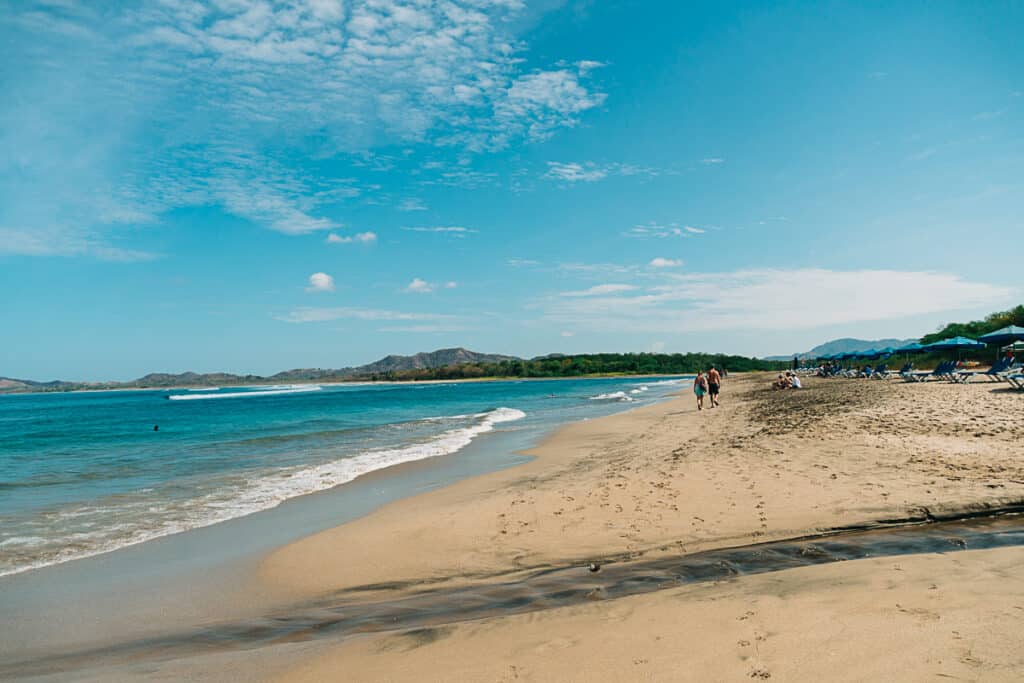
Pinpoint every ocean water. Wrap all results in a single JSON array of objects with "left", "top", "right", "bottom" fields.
[{"left": 0, "top": 376, "right": 686, "bottom": 577}]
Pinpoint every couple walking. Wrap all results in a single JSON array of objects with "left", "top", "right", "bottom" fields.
[{"left": 693, "top": 367, "right": 721, "bottom": 410}]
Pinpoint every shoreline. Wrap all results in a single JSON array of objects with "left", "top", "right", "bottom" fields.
[
  {"left": 0, "top": 376, "right": 686, "bottom": 580},
  {"left": 255, "top": 372, "right": 1024, "bottom": 680},
  {"left": 0, "top": 372, "right": 696, "bottom": 396},
  {"left": 8, "top": 373, "right": 1024, "bottom": 680}
]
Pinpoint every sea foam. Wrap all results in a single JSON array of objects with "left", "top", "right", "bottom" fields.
[
  {"left": 588, "top": 391, "right": 634, "bottom": 402},
  {"left": 0, "top": 407, "right": 526, "bottom": 577},
  {"left": 167, "top": 386, "right": 322, "bottom": 400}
]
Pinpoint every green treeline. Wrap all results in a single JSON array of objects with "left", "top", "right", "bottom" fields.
[
  {"left": 920, "top": 305, "right": 1024, "bottom": 345},
  {"left": 360, "top": 352, "right": 786, "bottom": 382}
]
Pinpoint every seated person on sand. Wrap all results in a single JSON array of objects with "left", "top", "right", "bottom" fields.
[
  {"left": 773, "top": 373, "right": 789, "bottom": 390},
  {"left": 788, "top": 371, "right": 802, "bottom": 389}
]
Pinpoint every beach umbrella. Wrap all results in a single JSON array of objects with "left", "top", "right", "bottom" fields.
[
  {"left": 978, "top": 325, "right": 1024, "bottom": 346},
  {"left": 894, "top": 341, "right": 925, "bottom": 364},
  {"left": 925, "top": 336, "right": 985, "bottom": 351},
  {"left": 925, "top": 336, "right": 985, "bottom": 362}
]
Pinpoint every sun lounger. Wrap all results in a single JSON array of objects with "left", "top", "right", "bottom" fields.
[
  {"left": 954, "top": 357, "right": 1013, "bottom": 383},
  {"left": 1007, "top": 374, "right": 1024, "bottom": 390},
  {"left": 904, "top": 360, "right": 957, "bottom": 382}
]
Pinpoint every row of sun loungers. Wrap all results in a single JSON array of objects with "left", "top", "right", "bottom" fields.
[{"left": 817, "top": 359, "right": 1023, "bottom": 389}]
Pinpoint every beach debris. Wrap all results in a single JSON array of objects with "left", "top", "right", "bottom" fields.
[{"left": 588, "top": 562, "right": 601, "bottom": 573}]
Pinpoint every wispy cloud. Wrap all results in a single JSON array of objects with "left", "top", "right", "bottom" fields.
[
  {"left": 378, "top": 324, "right": 468, "bottom": 333},
  {"left": 2, "top": 1, "right": 604, "bottom": 258},
  {"left": 402, "top": 226, "right": 477, "bottom": 237},
  {"left": 625, "top": 222, "right": 706, "bottom": 238},
  {"left": 538, "top": 269, "right": 1014, "bottom": 333},
  {"left": 700, "top": 157, "right": 725, "bottom": 165},
  {"left": 649, "top": 257, "right": 682, "bottom": 268},
  {"left": 327, "top": 231, "right": 377, "bottom": 244},
  {"left": 276, "top": 306, "right": 454, "bottom": 324},
  {"left": 561, "top": 283, "right": 639, "bottom": 297},
  {"left": 543, "top": 161, "right": 658, "bottom": 183},
  {"left": 397, "top": 198, "right": 427, "bottom": 212},
  {"left": 403, "top": 277, "right": 456, "bottom": 293},
  {"left": 507, "top": 258, "right": 541, "bottom": 267},
  {"left": 0, "top": 227, "right": 159, "bottom": 262}
]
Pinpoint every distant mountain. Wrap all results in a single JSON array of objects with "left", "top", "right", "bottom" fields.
[
  {"left": 351, "top": 347, "right": 519, "bottom": 374},
  {"left": 764, "top": 337, "right": 916, "bottom": 361},
  {"left": 0, "top": 348, "right": 522, "bottom": 394}
]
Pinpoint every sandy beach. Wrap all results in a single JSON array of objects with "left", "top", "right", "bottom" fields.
[{"left": 257, "top": 373, "right": 1024, "bottom": 681}]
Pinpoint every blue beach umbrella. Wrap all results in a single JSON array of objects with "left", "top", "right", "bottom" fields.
[
  {"left": 925, "top": 336, "right": 985, "bottom": 362},
  {"left": 925, "top": 336, "right": 985, "bottom": 351},
  {"left": 978, "top": 325, "right": 1024, "bottom": 346},
  {"left": 894, "top": 342, "right": 925, "bottom": 354}
]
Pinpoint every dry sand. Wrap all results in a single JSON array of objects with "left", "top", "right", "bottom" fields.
[{"left": 263, "top": 373, "right": 1024, "bottom": 681}]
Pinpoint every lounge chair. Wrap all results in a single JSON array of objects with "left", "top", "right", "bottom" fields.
[
  {"left": 904, "top": 360, "right": 956, "bottom": 382},
  {"left": 954, "top": 357, "right": 1013, "bottom": 383},
  {"left": 1006, "top": 373, "right": 1024, "bottom": 390}
]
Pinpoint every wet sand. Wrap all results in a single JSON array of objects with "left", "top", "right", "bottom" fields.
[
  {"left": 282, "top": 546, "right": 1024, "bottom": 682},
  {"left": 262, "top": 373, "right": 1024, "bottom": 681}
]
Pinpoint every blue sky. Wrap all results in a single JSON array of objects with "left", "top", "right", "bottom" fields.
[{"left": 1, "top": 1, "right": 1021, "bottom": 381}]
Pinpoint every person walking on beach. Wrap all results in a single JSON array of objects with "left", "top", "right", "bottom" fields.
[
  {"left": 693, "top": 371, "right": 708, "bottom": 410},
  {"left": 707, "top": 366, "right": 721, "bottom": 407}
]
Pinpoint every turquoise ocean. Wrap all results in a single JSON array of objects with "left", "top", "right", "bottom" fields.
[{"left": 0, "top": 377, "right": 687, "bottom": 577}]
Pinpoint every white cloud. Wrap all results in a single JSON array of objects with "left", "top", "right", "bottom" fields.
[
  {"left": 576, "top": 60, "right": 605, "bottom": 74},
  {"left": 3, "top": 0, "right": 604, "bottom": 257},
  {"left": 560, "top": 330, "right": 575, "bottom": 337},
  {"left": 405, "top": 277, "right": 434, "bottom": 293},
  {"left": 544, "top": 162, "right": 608, "bottom": 183},
  {"left": 402, "top": 226, "right": 476, "bottom": 237},
  {"left": 561, "top": 283, "right": 639, "bottom": 297},
  {"left": 540, "top": 269, "right": 1014, "bottom": 333},
  {"left": 398, "top": 198, "right": 427, "bottom": 212},
  {"left": 0, "top": 227, "right": 158, "bottom": 262},
  {"left": 543, "top": 161, "right": 658, "bottom": 183},
  {"left": 444, "top": 281, "right": 458, "bottom": 289},
  {"left": 306, "top": 271, "right": 335, "bottom": 292},
  {"left": 276, "top": 307, "right": 454, "bottom": 323},
  {"left": 378, "top": 324, "right": 468, "bottom": 333},
  {"left": 649, "top": 257, "right": 682, "bottom": 268},
  {"left": 626, "top": 222, "right": 687, "bottom": 238},
  {"left": 507, "top": 258, "right": 541, "bottom": 267},
  {"left": 327, "top": 231, "right": 377, "bottom": 244},
  {"left": 701, "top": 157, "right": 724, "bottom": 164},
  {"left": 684, "top": 226, "right": 705, "bottom": 234}
]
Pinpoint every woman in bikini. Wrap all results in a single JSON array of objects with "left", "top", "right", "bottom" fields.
[{"left": 694, "top": 371, "right": 708, "bottom": 410}]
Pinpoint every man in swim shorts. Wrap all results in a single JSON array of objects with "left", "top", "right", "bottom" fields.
[{"left": 707, "top": 366, "right": 721, "bottom": 407}]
